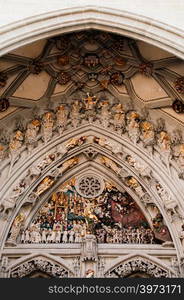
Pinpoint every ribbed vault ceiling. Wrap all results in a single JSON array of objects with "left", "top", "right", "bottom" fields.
[{"left": 0, "top": 30, "right": 184, "bottom": 125}]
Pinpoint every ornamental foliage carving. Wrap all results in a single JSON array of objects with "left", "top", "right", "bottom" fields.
[
  {"left": 10, "top": 259, "right": 70, "bottom": 278},
  {"left": 105, "top": 258, "right": 170, "bottom": 278}
]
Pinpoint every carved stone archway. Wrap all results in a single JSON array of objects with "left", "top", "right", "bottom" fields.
[
  {"left": 6, "top": 254, "right": 75, "bottom": 278},
  {"left": 0, "top": 25, "right": 184, "bottom": 278},
  {"left": 0, "top": 4, "right": 183, "bottom": 58},
  {"left": 1, "top": 123, "right": 183, "bottom": 257},
  {"left": 104, "top": 255, "right": 177, "bottom": 278}
]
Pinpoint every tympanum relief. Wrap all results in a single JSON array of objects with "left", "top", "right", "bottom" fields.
[{"left": 7, "top": 177, "right": 172, "bottom": 247}]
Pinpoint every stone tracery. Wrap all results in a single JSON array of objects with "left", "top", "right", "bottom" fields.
[
  {"left": 0, "top": 29, "right": 184, "bottom": 278},
  {"left": 10, "top": 258, "right": 70, "bottom": 278},
  {"left": 105, "top": 257, "right": 171, "bottom": 278}
]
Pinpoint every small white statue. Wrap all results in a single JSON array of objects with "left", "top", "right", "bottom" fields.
[{"left": 62, "top": 230, "right": 68, "bottom": 243}]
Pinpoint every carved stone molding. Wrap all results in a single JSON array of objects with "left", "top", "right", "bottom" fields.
[
  {"left": 105, "top": 257, "right": 171, "bottom": 278},
  {"left": 10, "top": 259, "right": 70, "bottom": 278}
]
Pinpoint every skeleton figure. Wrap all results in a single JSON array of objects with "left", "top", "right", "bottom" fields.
[
  {"left": 131, "top": 229, "right": 137, "bottom": 243},
  {"left": 136, "top": 228, "right": 141, "bottom": 244},
  {"left": 56, "top": 105, "right": 68, "bottom": 134},
  {"left": 25, "top": 119, "right": 40, "bottom": 153},
  {"left": 113, "top": 229, "right": 119, "bottom": 243},
  {"left": 70, "top": 100, "right": 82, "bottom": 128},
  {"left": 8, "top": 130, "right": 24, "bottom": 176},
  {"left": 42, "top": 112, "right": 54, "bottom": 143},
  {"left": 127, "top": 111, "right": 140, "bottom": 144},
  {"left": 98, "top": 229, "right": 106, "bottom": 243}
]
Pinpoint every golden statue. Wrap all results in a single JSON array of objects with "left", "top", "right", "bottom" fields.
[
  {"left": 158, "top": 131, "right": 171, "bottom": 151},
  {"left": 60, "top": 157, "right": 79, "bottom": 174},
  {"left": 9, "top": 130, "right": 24, "bottom": 151},
  {"left": 35, "top": 177, "right": 54, "bottom": 196},
  {"left": 65, "top": 136, "right": 87, "bottom": 150},
  {"left": 83, "top": 93, "right": 97, "bottom": 110},
  {"left": 126, "top": 177, "right": 139, "bottom": 188},
  {"left": 25, "top": 119, "right": 40, "bottom": 144},
  {"left": 113, "top": 103, "right": 125, "bottom": 113},
  {"left": 42, "top": 112, "right": 54, "bottom": 129},
  {"left": 14, "top": 213, "right": 25, "bottom": 225}
]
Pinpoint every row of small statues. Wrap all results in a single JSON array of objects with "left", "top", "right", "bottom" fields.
[
  {"left": 19, "top": 226, "right": 155, "bottom": 244},
  {"left": 20, "top": 228, "right": 84, "bottom": 244},
  {"left": 96, "top": 227, "right": 155, "bottom": 244},
  {"left": 2, "top": 100, "right": 183, "bottom": 166}
]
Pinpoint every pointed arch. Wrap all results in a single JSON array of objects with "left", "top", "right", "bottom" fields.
[
  {"left": 1, "top": 125, "right": 183, "bottom": 258},
  {"left": 104, "top": 253, "right": 177, "bottom": 278},
  {"left": 7, "top": 253, "right": 74, "bottom": 278},
  {"left": 0, "top": 5, "right": 183, "bottom": 59}
]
